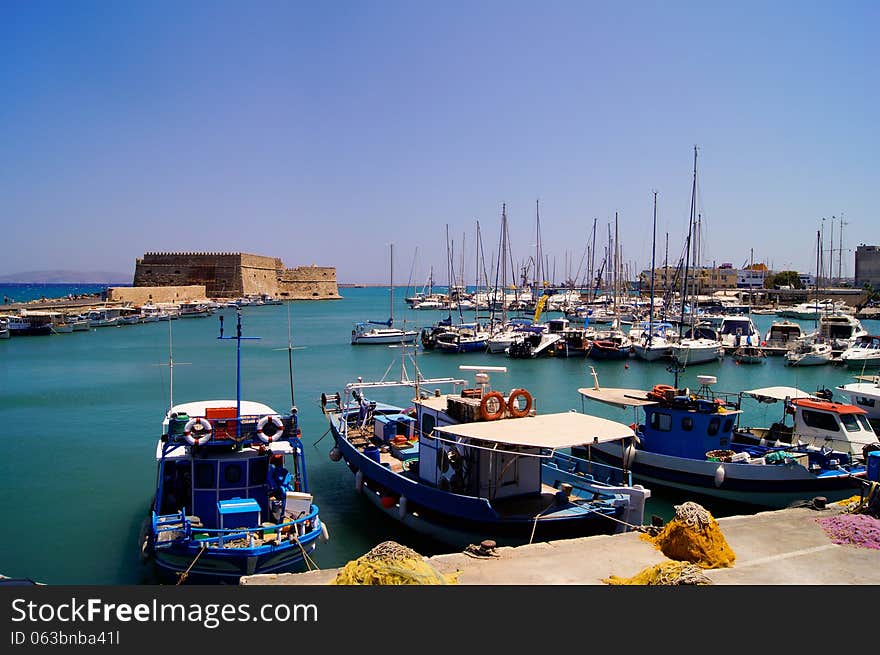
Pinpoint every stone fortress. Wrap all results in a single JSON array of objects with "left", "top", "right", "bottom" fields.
[{"left": 110, "top": 252, "right": 341, "bottom": 304}]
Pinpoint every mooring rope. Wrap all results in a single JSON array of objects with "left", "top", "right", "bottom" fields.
[{"left": 176, "top": 544, "right": 207, "bottom": 585}]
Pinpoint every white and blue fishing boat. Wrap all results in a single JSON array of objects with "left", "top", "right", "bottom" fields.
[
  {"left": 321, "top": 354, "right": 651, "bottom": 549},
  {"left": 576, "top": 371, "right": 869, "bottom": 510},
  {"left": 141, "top": 310, "right": 327, "bottom": 583}
]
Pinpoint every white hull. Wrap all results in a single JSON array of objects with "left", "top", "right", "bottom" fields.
[
  {"left": 835, "top": 383, "right": 880, "bottom": 420},
  {"left": 670, "top": 339, "right": 722, "bottom": 364},
  {"left": 785, "top": 353, "right": 831, "bottom": 366},
  {"left": 633, "top": 342, "right": 672, "bottom": 361},
  {"left": 351, "top": 330, "right": 418, "bottom": 345}
]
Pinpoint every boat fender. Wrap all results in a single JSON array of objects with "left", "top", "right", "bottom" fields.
[
  {"left": 480, "top": 391, "right": 505, "bottom": 421},
  {"left": 257, "top": 414, "right": 285, "bottom": 442},
  {"left": 329, "top": 446, "right": 342, "bottom": 462},
  {"left": 623, "top": 443, "right": 637, "bottom": 468},
  {"left": 320, "top": 520, "right": 330, "bottom": 543},
  {"left": 714, "top": 464, "right": 725, "bottom": 487},
  {"left": 355, "top": 470, "right": 364, "bottom": 493},
  {"left": 398, "top": 496, "right": 408, "bottom": 520},
  {"left": 183, "top": 417, "right": 213, "bottom": 446},
  {"left": 507, "top": 388, "right": 533, "bottom": 418}
]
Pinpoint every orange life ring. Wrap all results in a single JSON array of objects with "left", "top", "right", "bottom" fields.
[
  {"left": 507, "top": 389, "right": 533, "bottom": 418},
  {"left": 652, "top": 384, "right": 675, "bottom": 396},
  {"left": 479, "top": 391, "right": 505, "bottom": 421}
]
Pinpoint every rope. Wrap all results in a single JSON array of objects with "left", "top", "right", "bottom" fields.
[
  {"left": 312, "top": 426, "right": 332, "bottom": 448},
  {"left": 288, "top": 529, "right": 320, "bottom": 571},
  {"left": 176, "top": 544, "right": 207, "bottom": 585},
  {"left": 528, "top": 492, "right": 647, "bottom": 544}
]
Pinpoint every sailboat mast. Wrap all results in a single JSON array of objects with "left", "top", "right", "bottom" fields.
[
  {"left": 648, "top": 191, "right": 657, "bottom": 343},
  {"left": 390, "top": 243, "right": 394, "bottom": 325}
]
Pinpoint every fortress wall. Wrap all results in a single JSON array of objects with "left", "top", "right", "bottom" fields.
[
  {"left": 133, "top": 253, "right": 339, "bottom": 299},
  {"left": 278, "top": 265, "right": 341, "bottom": 299},
  {"left": 106, "top": 285, "right": 207, "bottom": 304}
]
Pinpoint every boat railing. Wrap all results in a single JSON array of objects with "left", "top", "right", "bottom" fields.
[
  {"left": 165, "top": 413, "right": 297, "bottom": 444},
  {"left": 152, "top": 505, "right": 320, "bottom": 549}
]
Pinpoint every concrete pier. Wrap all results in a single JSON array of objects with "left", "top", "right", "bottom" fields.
[{"left": 240, "top": 502, "right": 880, "bottom": 585}]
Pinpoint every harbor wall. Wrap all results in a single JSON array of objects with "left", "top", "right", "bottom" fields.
[
  {"left": 132, "top": 253, "right": 340, "bottom": 299},
  {"left": 106, "top": 285, "right": 207, "bottom": 304}
]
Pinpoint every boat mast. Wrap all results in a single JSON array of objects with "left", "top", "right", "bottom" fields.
[
  {"left": 648, "top": 191, "right": 657, "bottom": 345},
  {"left": 390, "top": 242, "right": 394, "bottom": 326},
  {"left": 814, "top": 229, "right": 820, "bottom": 330},
  {"left": 218, "top": 309, "right": 259, "bottom": 440}
]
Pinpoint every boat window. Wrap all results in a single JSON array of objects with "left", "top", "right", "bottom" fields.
[
  {"left": 722, "top": 418, "right": 734, "bottom": 433},
  {"left": 221, "top": 462, "right": 244, "bottom": 486},
  {"left": 681, "top": 417, "right": 693, "bottom": 431},
  {"left": 707, "top": 417, "right": 720, "bottom": 436},
  {"left": 857, "top": 415, "right": 873, "bottom": 431},
  {"left": 194, "top": 461, "right": 217, "bottom": 488},
  {"left": 801, "top": 409, "right": 839, "bottom": 432},
  {"left": 839, "top": 413, "right": 862, "bottom": 433},
  {"left": 249, "top": 458, "right": 268, "bottom": 485},
  {"left": 856, "top": 396, "right": 876, "bottom": 408},
  {"left": 649, "top": 412, "right": 672, "bottom": 432},
  {"left": 421, "top": 413, "right": 435, "bottom": 437}
]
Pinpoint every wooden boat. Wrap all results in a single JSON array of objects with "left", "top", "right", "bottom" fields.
[
  {"left": 576, "top": 375, "right": 868, "bottom": 509},
  {"left": 321, "top": 359, "right": 651, "bottom": 548},
  {"left": 140, "top": 312, "right": 327, "bottom": 583}
]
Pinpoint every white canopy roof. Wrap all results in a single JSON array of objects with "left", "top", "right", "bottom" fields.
[
  {"left": 577, "top": 387, "right": 657, "bottom": 409},
  {"left": 433, "top": 412, "right": 635, "bottom": 449},
  {"left": 168, "top": 399, "right": 279, "bottom": 417},
  {"left": 741, "top": 387, "right": 817, "bottom": 403}
]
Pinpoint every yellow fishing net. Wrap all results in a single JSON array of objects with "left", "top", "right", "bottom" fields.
[
  {"left": 331, "top": 541, "right": 459, "bottom": 585},
  {"left": 641, "top": 501, "right": 736, "bottom": 569},
  {"left": 604, "top": 561, "right": 712, "bottom": 586}
]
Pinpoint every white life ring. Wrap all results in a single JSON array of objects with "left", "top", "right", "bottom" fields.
[
  {"left": 257, "top": 414, "right": 285, "bottom": 443},
  {"left": 184, "top": 417, "right": 213, "bottom": 445}
]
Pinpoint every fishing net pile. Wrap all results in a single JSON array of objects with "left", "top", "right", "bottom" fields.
[
  {"left": 331, "top": 541, "right": 459, "bottom": 585},
  {"left": 642, "top": 501, "right": 736, "bottom": 569},
  {"left": 604, "top": 561, "right": 712, "bottom": 586},
  {"left": 817, "top": 484, "right": 880, "bottom": 549}
]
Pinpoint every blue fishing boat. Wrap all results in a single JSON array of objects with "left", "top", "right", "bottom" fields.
[
  {"left": 575, "top": 371, "right": 869, "bottom": 509},
  {"left": 320, "top": 354, "right": 651, "bottom": 548},
  {"left": 140, "top": 310, "right": 327, "bottom": 583}
]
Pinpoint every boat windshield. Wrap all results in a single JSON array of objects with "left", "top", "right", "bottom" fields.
[
  {"left": 857, "top": 414, "right": 873, "bottom": 431},
  {"left": 839, "top": 413, "right": 863, "bottom": 433}
]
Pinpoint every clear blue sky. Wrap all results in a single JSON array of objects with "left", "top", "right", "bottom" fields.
[{"left": 2, "top": 1, "right": 876, "bottom": 284}]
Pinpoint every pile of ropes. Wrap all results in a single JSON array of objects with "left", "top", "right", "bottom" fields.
[
  {"left": 604, "top": 502, "right": 735, "bottom": 586},
  {"left": 331, "top": 541, "right": 459, "bottom": 585},
  {"left": 605, "top": 561, "right": 711, "bottom": 586}
]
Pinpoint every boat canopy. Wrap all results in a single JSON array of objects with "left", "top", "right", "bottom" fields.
[
  {"left": 578, "top": 387, "right": 658, "bottom": 408},
  {"left": 432, "top": 412, "right": 636, "bottom": 449},
  {"left": 168, "top": 399, "right": 277, "bottom": 417},
  {"left": 740, "top": 387, "right": 817, "bottom": 403}
]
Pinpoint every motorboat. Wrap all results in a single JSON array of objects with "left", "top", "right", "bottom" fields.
[
  {"left": 718, "top": 315, "right": 762, "bottom": 352},
  {"left": 819, "top": 314, "right": 867, "bottom": 352},
  {"left": 839, "top": 335, "right": 880, "bottom": 370},
  {"left": 835, "top": 375, "right": 880, "bottom": 421},
  {"left": 762, "top": 320, "right": 805, "bottom": 355},
  {"left": 785, "top": 339, "right": 833, "bottom": 366},
  {"left": 734, "top": 386, "right": 878, "bottom": 460}
]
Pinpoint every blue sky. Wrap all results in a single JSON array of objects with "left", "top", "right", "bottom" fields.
[{"left": 1, "top": 1, "right": 876, "bottom": 284}]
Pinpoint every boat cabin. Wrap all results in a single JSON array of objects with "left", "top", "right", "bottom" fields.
[{"left": 155, "top": 400, "right": 310, "bottom": 531}]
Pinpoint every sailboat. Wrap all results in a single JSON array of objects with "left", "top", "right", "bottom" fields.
[
  {"left": 785, "top": 231, "right": 832, "bottom": 367},
  {"left": 669, "top": 148, "right": 722, "bottom": 366},
  {"left": 351, "top": 243, "right": 418, "bottom": 345},
  {"left": 634, "top": 192, "right": 673, "bottom": 361}
]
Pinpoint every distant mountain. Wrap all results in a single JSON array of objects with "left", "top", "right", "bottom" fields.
[{"left": 0, "top": 270, "right": 130, "bottom": 284}]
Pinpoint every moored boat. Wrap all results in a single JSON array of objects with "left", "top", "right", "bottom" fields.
[
  {"left": 140, "top": 311, "right": 327, "bottom": 583},
  {"left": 576, "top": 374, "right": 868, "bottom": 509},
  {"left": 321, "top": 359, "right": 651, "bottom": 548}
]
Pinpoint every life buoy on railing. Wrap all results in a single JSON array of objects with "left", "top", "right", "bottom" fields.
[
  {"left": 650, "top": 384, "right": 675, "bottom": 401},
  {"left": 480, "top": 391, "right": 505, "bottom": 421},
  {"left": 184, "top": 417, "right": 213, "bottom": 446},
  {"left": 507, "top": 388, "right": 533, "bottom": 418},
  {"left": 257, "top": 414, "right": 285, "bottom": 443}
]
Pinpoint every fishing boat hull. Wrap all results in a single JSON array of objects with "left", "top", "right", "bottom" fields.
[
  {"left": 149, "top": 518, "right": 323, "bottom": 583},
  {"left": 589, "top": 341, "right": 631, "bottom": 359},
  {"left": 331, "top": 429, "right": 642, "bottom": 548},
  {"left": 582, "top": 445, "right": 866, "bottom": 510}
]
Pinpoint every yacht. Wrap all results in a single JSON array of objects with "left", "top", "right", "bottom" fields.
[
  {"left": 718, "top": 315, "right": 762, "bottom": 352},
  {"left": 818, "top": 314, "right": 867, "bottom": 352},
  {"left": 839, "top": 335, "right": 880, "bottom": 370}
]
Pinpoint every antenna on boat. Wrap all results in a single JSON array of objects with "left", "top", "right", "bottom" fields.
[
  {"left": 273, "top": 301, "right": 305, "bottom": 412},
  {"left": 154, "top": 316, "right": 189, "bottom": 414},
  {"left": 459, "top": 364, "right": 507, "bottom": 395},
  {"left": 218, "top": 309, "right": 259, "bottom": 440}
]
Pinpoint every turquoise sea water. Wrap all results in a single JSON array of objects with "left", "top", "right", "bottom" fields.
[{"left": 1, "top": 286, "right": 878, "bottom": 584}]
